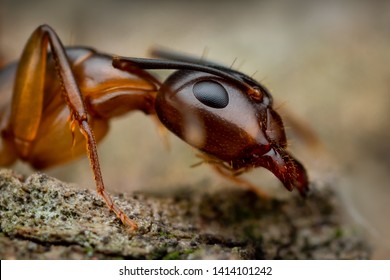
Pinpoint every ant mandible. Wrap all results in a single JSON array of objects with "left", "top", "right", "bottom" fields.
[{"left": 0, "top": 25, "right": 309, "bottom": 231}]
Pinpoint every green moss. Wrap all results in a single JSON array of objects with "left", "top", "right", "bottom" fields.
[
  {"left": 84, "top": 246, "right": 95, "bottom": 256},
  {"left": 183, "top": 248, "right": 196, "bottom": 255},
  {"left": 163, "top": 249, "right": 196, "bottom": 260},
  {"left": 334, "top": 227, "right": 344, "bottom": 238},
  {"left": 163, "top": 251, "right": 181, "bottom": 260}
]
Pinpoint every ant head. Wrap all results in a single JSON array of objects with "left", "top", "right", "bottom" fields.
[{"left": 112, "top": 54, "right": 308, "bottom": 196}]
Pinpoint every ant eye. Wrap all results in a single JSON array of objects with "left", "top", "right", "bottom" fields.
[{"left": 193, "top": 80, "right": 229, "bottom": 109}]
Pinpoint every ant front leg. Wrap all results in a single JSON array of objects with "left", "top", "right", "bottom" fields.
[
  {"left": 195, "top": 153, "right": 270, "bottom": 199},
  {"left": 9, "top": 25, "right": 137, "bottom": 230},
  {"left": 212, "top": 164, "right": 270, "bottom": 199}
]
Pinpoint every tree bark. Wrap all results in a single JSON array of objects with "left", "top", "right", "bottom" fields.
[{"left": 0, "top": 168, "right": 370, "bottom": 259}]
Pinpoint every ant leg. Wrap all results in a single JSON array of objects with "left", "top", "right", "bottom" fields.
[
  {"left": 79, "top": 122, "right": 138, "bottom": 230},
  {"left": 196, "top": 153, "right": 269, "bottom": 199},
  {"left": 211, "top": 164, "right": 270, "bottom": 199},
  {"left": 9, "top": 25, "right": 137, "bottom": 230}
]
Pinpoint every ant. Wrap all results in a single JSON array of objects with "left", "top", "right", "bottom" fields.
[{"left": 0, "top": 25, "right": 309, "bottom": 231}]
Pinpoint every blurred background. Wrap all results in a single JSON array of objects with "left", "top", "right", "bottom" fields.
[{"left": 0, "top": 0, "right": 389, "bottom": 258}]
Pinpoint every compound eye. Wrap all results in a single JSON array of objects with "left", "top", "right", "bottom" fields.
[{"left": 193, "top": 80, "right": 229, "bottom": 109}]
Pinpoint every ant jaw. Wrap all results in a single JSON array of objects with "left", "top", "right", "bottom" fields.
[{"left": 254, "top": 146, "right": 309, "bottom": 197}]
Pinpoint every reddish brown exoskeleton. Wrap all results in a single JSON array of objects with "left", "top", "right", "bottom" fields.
[{"left": 0, "top": 25, "right": 309, "bottom": 230}]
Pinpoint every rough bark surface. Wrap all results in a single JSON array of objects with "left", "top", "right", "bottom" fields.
[{"left": 0, "top": 169, "right": 370, "bottom": 259}]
